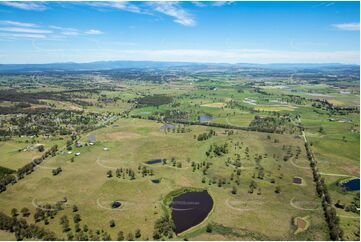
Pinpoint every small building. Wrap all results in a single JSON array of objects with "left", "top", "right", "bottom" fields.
[
  {"left": 87, "top": 135, "right": 96, "bottom": 143},
  {"left": 293, "top": 177, "right": 302, "bottom": 185},
  {"left": 75, "top": 152, "right": 81, "bottom": 156},
  {"left": 76, "top": 142, "right": 82, "bottom": 148},
  {"left": 103, "top": 148, "right": 109, "bottom": 151}
]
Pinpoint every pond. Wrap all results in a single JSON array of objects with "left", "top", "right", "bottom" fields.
[
  {"left": 160, "top": 124, "right": 176, "bottom": 130},
  {"left": 340, "top": 178, "right": 360, "bottom": 191},
  {"left": 198, "top": 115, "right": 213, "bottom": 123},
  {"left": 111, "top": 201, "right": 121, "bottom": 208},
  {"left": 146, "top": 159, "right": 162, "bottom": 165},
  {"left": 151, "top": 179, "right": 161, "bottom": 184},
  {"left": 171, "top": 191, "right": 213, "bottom": 234}
]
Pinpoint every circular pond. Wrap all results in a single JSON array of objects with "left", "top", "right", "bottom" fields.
[{"left": 170, "top": 190, "right": 213, "bottom": 234}]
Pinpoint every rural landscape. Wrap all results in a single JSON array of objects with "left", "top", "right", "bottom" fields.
[
  {"left": 0, "top": 1, "right": 359, "bottom": 241},
  {"left": 0, "top": 62, "right": 359, "bottom": 241}
]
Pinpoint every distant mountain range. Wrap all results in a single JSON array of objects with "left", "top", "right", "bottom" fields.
[{"left": 0, "top": 61, "right": 358, "bottom": 72}]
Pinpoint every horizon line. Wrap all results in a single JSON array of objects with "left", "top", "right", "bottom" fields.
[{"left": 0, "top": 60, "right": 359, "bottom": 66}]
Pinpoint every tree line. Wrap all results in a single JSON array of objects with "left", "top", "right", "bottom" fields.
[
  {"left": 0, "top": 145, "right": 58, "bottom": 193},
  {"left": 304, "top": 137, "right": 343, "bottom": 240}
]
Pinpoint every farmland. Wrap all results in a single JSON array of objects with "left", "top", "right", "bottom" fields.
[{"left": 0, "top": 64, "right": 359, "bottom": 240}]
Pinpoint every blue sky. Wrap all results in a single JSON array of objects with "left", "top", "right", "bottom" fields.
[{"left": 0, "top": 1, "right": 359, "bottom": 64}]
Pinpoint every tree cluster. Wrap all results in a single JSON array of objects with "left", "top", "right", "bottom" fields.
[
  {"left": 197, "top": 129, "right": 216, "bottom": 141},
  {"left": 152, "top": 216, "right": 175, "bottom": 240},
  {"left": 0, "top": 211, "right": 57, "bottom": 240}
]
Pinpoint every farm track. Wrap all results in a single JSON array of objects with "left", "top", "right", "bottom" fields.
[
  {"left": 225, "top": 198, "right": 264, "bottom": 212},
  {"left": 318, "top": 172, "right": 353, "bottom": 177},
  {"left": 289, "top": 197, "right": 320, "bottom": 211},
  {"left": 290, "top": 158, "right": 311, "bottom": 170},
  {"left": 338, "top": 214, "right": 360, "bottom": 219}
]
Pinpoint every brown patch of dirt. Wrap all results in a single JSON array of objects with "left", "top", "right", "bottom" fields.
[
  {"left": 102, "top": 132, "right": 142, "bottom": 140},
  {"left": 296, "top": 218, "right": 306, "bottom": 229}
]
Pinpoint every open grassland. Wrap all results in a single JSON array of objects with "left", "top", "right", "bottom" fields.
[
  {"left": 0, "top": 118, "right": 329, "bottom": 240},
  {"left": 0, "top": 73, "right": 359, "bottom": 240},
  {"left": 0, "top": 138, "right": 65, "bottom": 170}
]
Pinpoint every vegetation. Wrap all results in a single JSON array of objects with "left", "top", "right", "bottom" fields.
[{"left": 0, "top": 66, "right": 358, "bottom": 240}]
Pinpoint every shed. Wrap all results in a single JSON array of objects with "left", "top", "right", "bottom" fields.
[{"left": 87, "top": 135, "right": 96, "bottom": 143}]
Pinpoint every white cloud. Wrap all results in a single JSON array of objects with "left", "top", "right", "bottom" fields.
[
  {"left": 49, "top": 26, "right": 78, "bottom": 32},
  {"left": 333, "top": 22, "right": 360, "bottom": 31},
  {"left": 88, "top": 1, "right": 195, "bottom": 26},
  {"left": 0, "top": 22, "right": 104, "bottom": 40},
  {"left": 0, "top": 27, "right": 52, "bottom": 34},
  {"left": 148, "top": 2, "right": 195, "bottom": 26},
  {"left": 85, "top": 29, "right": 103, "bottom": 35},
  {"left": 211, "top": 1, "right": 234, "bottom": 7},
  {"left": 0, "top": 32, "right": 46, "bottom": 39},
  {"left": 192, "top": 1, "right": 233, "bottom": 7},
  {"left": 62, "top": 31, "right": 80, "bottom": 36},
  {"left": 1, "top": 2, "right": 46, "bottom": 11},
  {"left": 87, "top": 2, "right": 141, "bottom": 13},
  {"left": 0, "top": 20, "right": 38, "bottom": 27},
  {"left": 191, "top": 2, "right": 207, "bottom": 8}
]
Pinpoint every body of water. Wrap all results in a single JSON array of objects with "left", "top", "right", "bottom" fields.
[
  {"left": 151, "top": 179, "right": 160, "bottom": 184},
  {"left": 160, "top": 124, "right": 176, "bottom": 130},
  {"left": 146, "top": 159, "right": 162, "bottom": 165},
  {"left": 171, "top": 191, "right": 213, "bottom": 234},
  {"left": 199, "top": 115, "right": 213, "bottom": 123},
  {"left": 341, "top": 178, "right": 360, "bottom": 191}
]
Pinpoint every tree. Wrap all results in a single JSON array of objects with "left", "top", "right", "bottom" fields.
[
  {"left": 72, "top": 205, "right": 78, "bottom": 213},
  {"left": 11, "top": 208, "right": 18, "bottom": 217},
  {"left": 275, "top": 186, "right": 281, "bottom": 194},
  {"left": 34, "top": 208, "right": 44, "bottom": 222},
  {"left": 319, "top": 126, "right": 324, "bottom": 133},
  {"left": 127, "top": 232, "right": 134, "bottom": 241},
  {"left": 67, "top": 232, "right": 74, "bottom": 240},
  {"left": 74, "top": 222, "right": 81, "bottom": 232},
  {"left": 109, "top": 220, "right": 115, "bottom": 228},
  {"left": 153, "top": 230, "right": 160, "bottom": 240},
  {"left": 107, "top": 170, "right": 113, "bottom": 178},
  {"left": 38, "top": 145, "right": 45, "bottom": 152},
  {"left": 60, "top": 215, "right": 70, "bottom": 232},
  {"left": 135, "top": 229, "right": 141, "bottom": 238},
  {"left": 102, "top": 232, "right": 111, "bottom": 240},
  {"left": 206, "top": 223, "right": 213, "bottom": 233},
  {"left": 20, "top": 207, "right": 30, "bottom": 217},
  {"left": 117, "top": 231, "right": 125, "bottom": 241},
  {"left": 83, "top": 224, "right": 88, "bottom": 232},
  {"left": 73, "top": 213, "right": 81, "bottom": 223}
]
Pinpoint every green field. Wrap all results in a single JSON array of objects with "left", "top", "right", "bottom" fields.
[{"left": 0, "top": 70, "right": 359, "bottom": 241}]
